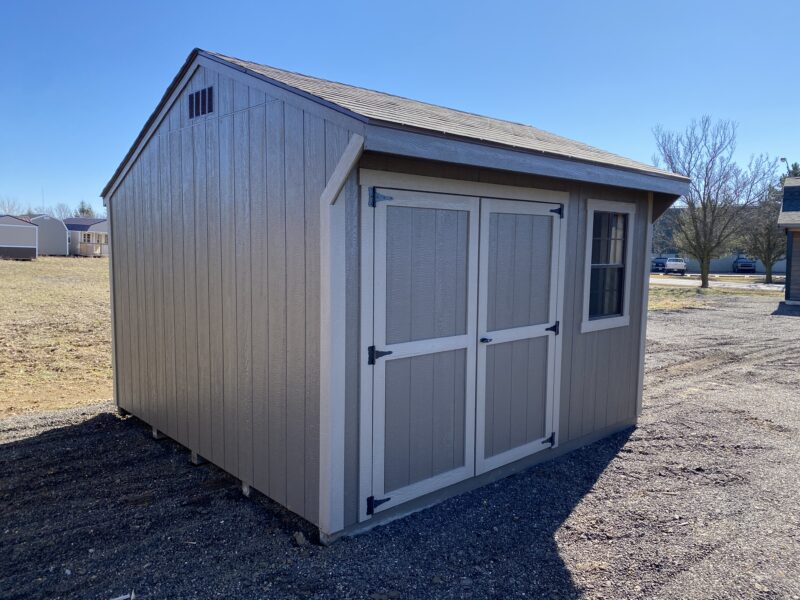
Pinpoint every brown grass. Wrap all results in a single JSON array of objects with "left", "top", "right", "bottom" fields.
[
  {"left": 648, "top": 283, "right": 784, "bottom": 311},
  {"left": 0, "top": 257, "right": 112, "bottom": 415}
]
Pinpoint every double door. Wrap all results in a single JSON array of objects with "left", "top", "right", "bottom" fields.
[{"left": 363, "top": 187, "right": 563, "bottom": 518}]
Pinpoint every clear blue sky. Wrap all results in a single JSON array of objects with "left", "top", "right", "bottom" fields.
[{"left": 1, "top": 0, "right": 796, "bottom": 215}]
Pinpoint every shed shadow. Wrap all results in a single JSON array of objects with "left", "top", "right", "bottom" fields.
[
  {"left": 0, "top": 410, "right": 630, "bottom": 599},
  {"left": 772, "top": 302, "right": 800, "bottom": 317}
]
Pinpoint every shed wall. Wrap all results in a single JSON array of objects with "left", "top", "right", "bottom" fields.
[
  {"left": 343, "top": 154, "right": 649, "bottom": 527},
  {"left": 790, "top": 231, "right": 800, "bottom": 301},
  {"left": 108, "top": 63, "right": 360, "bottom": 526},
  {"left": 0, "top": 217, "right": 37, "bottom": 248},
  {"left": 32, "top": 217, "right": 68, "bottom": 256}
]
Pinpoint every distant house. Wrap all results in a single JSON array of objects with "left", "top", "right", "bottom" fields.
[
  {"left": 0, "top": 215, "right": 37, "bottom": 259},
  {"left": 778, "top": 177, "right": 800, "bottom": 304},
  {"left": 63, "top": 218, "right": 109, "bottom": 257},
  {"left": 28, "top": 215, "right": 69, "bottom": 256}
]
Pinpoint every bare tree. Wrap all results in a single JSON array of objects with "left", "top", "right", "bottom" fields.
[
  {"left": 0, "top": 195, "right": 23, "bottom": 215},
  {"left": 653, "top": 116, "right": 778, "bottom": 287},
  {"left": 741, "top": 188, "right": 785, "bottom": 283},
  {"left": 52, "top": 203, "right": 73, "bottom": 220}
]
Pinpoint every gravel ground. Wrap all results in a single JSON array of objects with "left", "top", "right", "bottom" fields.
[{"left": 1, "top": 295, "right": 799, "bottom": 599}]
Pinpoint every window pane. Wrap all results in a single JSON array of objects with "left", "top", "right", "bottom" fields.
[{"left": 589, "top": 265, "right": 624, "bottom": 319}]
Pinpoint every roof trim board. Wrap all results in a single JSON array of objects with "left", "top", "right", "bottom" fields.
[
  {"left": 102, "top": 48, "right": 690, "bottom": 199},
  {"left": 365, "top": 124, "right": 689, "bottom": 196}
]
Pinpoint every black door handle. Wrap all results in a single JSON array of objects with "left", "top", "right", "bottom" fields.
[{"left": 480, "top": 337, "right": 492, "bottom": 343}]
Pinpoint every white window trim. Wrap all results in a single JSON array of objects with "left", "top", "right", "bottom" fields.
[{"left": 581, "top": 198, "right": 636, "bottom": 334}]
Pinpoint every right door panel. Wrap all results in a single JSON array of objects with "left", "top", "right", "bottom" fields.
[{"left": 476, "top": 198, "right": 561, "bottom": 474}]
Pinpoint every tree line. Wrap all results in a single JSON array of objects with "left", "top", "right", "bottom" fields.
[
  {"left": 652, "top": 116, "right": 797, "bottom": 286},
  {"left": 0, "top": 198, "right": 103, "bottom": 220}
]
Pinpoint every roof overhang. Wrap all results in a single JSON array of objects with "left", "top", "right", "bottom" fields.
[{"left": 364, "top": 123, "right": 690, "bottom": 197}]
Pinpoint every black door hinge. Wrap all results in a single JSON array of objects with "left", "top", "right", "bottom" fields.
[
  {"left": 366, "top": 495, "right": 391, "bottom": 515},
  {"left": 541, "top": 431, "right": 556, "bottom": 447},
  {"left": 368, "top": 345, "right": 393, "bottom": 365},
  {"left": 369, "top": 187, "right": 393, "bottom": 207},
  {"left": 546, "top": 321, "right": 560, "bottom": 335},
  {"left": 550, "top": 205, "right": 563, "bottom": 218}
]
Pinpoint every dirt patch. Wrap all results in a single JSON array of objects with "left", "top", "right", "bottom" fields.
[
  {"left": 0, "top": 257, "right": 112, "bottom": 415},
  {"left": 1, "top": 293, "right": 799, "bottom": 598}
]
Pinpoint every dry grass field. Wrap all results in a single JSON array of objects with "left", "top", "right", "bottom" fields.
[
  {"left": 0, "top": 258, "right": 785, "bottom": 416},
  {"left": 0, "top": 257, "right": 112, "bottom": 415},
  {"left": 648, "top": 284, "right": 784, "bottom": 312}
]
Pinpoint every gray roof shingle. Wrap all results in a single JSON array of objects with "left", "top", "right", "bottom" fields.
[{"left": 208, "top": 51, "right": 683, "bottom": 182}]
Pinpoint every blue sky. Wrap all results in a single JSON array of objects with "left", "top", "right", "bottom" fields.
[{"left": 1, "top": 0, "right": 796, "bottom": 214}]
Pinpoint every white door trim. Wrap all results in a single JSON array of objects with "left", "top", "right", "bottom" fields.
[
  {"left": 475, "top": 198, "right": 564, "bottom": 475},
  {"left": 357, "top": 170, "right": 569, "bottom": 522}
]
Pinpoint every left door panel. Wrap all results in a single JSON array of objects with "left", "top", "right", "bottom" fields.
[{"left": 369, "top": 188, "right": 479, "bottom": 515}]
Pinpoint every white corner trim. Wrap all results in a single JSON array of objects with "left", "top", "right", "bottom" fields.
[
  {"left": 321, "top": 134, "right": 364, "bottom": 205},
  {"left": 552, "top": 197, "right": 568, "bottom": 448},
  {"left": 636, "top": 195, "right": 654, "bottom": 416},
  {"left": 357, "top": 184, "right": 375, "bottom": 523},
  {"left": 318, "top": 172, "right": 349, "bottom": 535},
  {"left": 580, "top": 198, "right": 637, "bottom": 334}
]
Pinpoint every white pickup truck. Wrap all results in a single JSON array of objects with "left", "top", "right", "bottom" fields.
[{"left": 662, "top": 257, "right": 687, "bottom": 275}]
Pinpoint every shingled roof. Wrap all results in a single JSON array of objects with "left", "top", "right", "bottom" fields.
[
  {"left": 102, "top": 48, "right": 689, "bottom": 198},
  {"left": 63, "top": 217, "right": 106, "bottom": 231},
  {"left": 209, "top": 51, "right": 684, "bottom": 181},
  {"left": 779, "top": 177, "right": 800, "bottom": 228}
]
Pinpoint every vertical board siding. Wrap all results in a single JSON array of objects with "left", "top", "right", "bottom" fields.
[
  {"left": 234, "top": 109, "right": 253, "bottom": 485},
  {"left": 791, "top": 232, "right": 800, "bottom": 300},
  {"left": 285, "top": 104, "right": 306, "bottom": 513},
  {"left": 346, "top": 156, "right": 649, "bottom": 525},
  {"left": 304, "top": 113, "right": 326, "bottom": 522},
  {"left": 250, "top": 104, "right": 270, "bottom": 492},
  {"left": 266, "top": 99, "right": 288, "bottom": 505},
  {"left": 107, "top": 65, "right": 343, "bottom": 526}
]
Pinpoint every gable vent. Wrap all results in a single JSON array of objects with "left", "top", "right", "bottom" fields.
[{"left": 188, "top": 86, "right": 214, "bottom": 119}]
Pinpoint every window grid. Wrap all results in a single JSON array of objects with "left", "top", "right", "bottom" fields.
[{"left": 589, "top": 211, "right": 627, "bottom": 320}]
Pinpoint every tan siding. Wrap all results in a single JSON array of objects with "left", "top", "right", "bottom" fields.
[
  {"left": 107, "top": 63, "right": 357, "bottom": 526},
  {"left": 303, "top": 112, "right": 325, "bottom": 521},
  {"left": 345, "top": 155, "right": 649, "bottom": 524},
  {"left": 250, "top": 103, "right": 269, "bottom": 492}
]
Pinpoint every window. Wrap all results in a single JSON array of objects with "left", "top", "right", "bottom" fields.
[
  {"left": 188, "top": 87, "right": 214, "bottom": 119},
  {"left": 82, "top": 232, "right": 91, "bottom": 243},
  {"left": 581, "top": 199, "right": 636, "bottom": 333}
]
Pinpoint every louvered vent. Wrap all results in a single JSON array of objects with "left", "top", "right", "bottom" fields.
[{"left": 188, "top": 87, "right": 214, "bottom": 119}]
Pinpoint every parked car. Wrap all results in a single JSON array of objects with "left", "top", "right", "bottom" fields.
[
  {"left": 651, "top": 256, "right": 686, "bottom": 275},
  {"left": 663, "top": 257, "right": 687, "bottom": 275},
  {"left": 651, "top": 257, "right": 668, "bottom": 272},
  {"left": 732, "top": 255, "right": 756, "bottom": 273}
]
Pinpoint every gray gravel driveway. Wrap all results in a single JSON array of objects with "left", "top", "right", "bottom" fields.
[{"left": 1, "top": 295, "right": 799, "bottom": 599}]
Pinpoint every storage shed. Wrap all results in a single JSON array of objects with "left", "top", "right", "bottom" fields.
[
  {"left": 30, "top": 215, "right": 69, "bottom": 256},
  {"left": 0, "top": 215, "right": 37, "bottom": 259},
  {"left": 778, "top": 177, "right": 800, "bottom": 305},
  {"left": 102, "top": 49, "right": 690, "bottom": 542}
]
